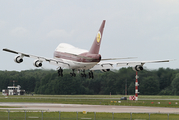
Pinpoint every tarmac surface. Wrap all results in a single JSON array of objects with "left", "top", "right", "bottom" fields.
[{"left": 0, "top": 102, "right": 179, "bottom": 113}]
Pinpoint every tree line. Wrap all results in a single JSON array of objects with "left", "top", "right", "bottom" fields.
[{"left": 1, "top": 68, "right": 179, "bottom": 95}]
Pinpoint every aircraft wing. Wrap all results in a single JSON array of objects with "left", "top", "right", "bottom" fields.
[
  {"left": 101, "top": 57, "right": 137, "bottom": 61},
  {"left": 3, "top": 48, "right": 70, "bottom": 68},
  {"left": 90, "top": 60, "right": 171, "bottom": 70}
]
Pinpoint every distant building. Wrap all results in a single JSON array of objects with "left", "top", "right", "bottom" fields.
[{"left": 2, "top": 85, "right": 25, "bottom": 95}]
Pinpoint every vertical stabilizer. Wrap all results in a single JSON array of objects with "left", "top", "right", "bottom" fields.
[{"left": 89, "top": 20, "right": 106, "bottom": 54}]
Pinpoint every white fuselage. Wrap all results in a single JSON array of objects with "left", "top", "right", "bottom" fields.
[{"left": 53, "top": 43, "right": 99, "bottom": 70}]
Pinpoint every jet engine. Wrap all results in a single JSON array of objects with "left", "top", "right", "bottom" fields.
[
  {"left": 133, "top": 65, "right": 143, "bottom": 71},
  {"left": 101, "top": 69, "right": 110, "bottom": 72},
  {"left": 33, "top": 60, "right": 42, "bottom": 67},
  {"left": 14, "top": 56, "right": 23, "bottom": 63}
]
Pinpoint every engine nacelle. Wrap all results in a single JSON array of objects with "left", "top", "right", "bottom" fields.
[
  {"left": 33, "top": 60, "right": 42, "bottom": 67},
  {"left": 133, "top": 65, "right": 143, "bottom": 71},
  {"left": 101, "top": 69, "right": 110, "bottom": 72},
  {"left": 14, "top": 56, "right": 23, "bottom": 63}
]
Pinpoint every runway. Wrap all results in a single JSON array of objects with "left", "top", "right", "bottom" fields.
[{"left": 0, "top": 102, "right": 179, "bottom": 113}]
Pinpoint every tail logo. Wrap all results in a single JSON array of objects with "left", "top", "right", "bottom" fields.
[{"left": 97, "top": 32, "right": 101, "bottom": 43}]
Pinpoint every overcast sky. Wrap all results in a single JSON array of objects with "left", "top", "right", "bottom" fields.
[{"left": 0, "top": 0, "right": 179, "bottom": 71}]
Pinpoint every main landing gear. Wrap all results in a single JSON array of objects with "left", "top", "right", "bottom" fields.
[
  {"left": 81, "top": 70, "right": 86, "bottom": 78},
  {"left": 58, "top": 67, "right": 63, "bottom": 77},
  {"left": 70, "top": 69, "right": 76, "bottom": 77},
  {"left": 57, "top": 68, "right": 94, "bottom": 79},
  {"left": 89, "top": 71, "right": 94, "bottom": 79},
  {"left": 81, "top": 70, "right": 94, "bottom": 79}
]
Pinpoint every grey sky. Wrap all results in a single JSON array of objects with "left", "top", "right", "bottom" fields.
[{"left": 0, "top": 0, "right": 178, "bottom": 71}]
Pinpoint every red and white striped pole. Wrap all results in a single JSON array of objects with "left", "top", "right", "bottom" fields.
[{"left": 135, "top": 71, "right": 139, "bottom": 100}]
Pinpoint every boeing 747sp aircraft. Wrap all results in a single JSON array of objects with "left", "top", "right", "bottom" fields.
[{"left": 3, "top": 20, "right": 170, "bottom": 78}]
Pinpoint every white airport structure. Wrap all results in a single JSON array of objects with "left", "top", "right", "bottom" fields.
[{"left": 2, "top": 85, "right": 25, "bottom": 95}]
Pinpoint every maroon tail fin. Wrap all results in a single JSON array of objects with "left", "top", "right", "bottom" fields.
[{"left": 89, "top": 20, "right": 106, "bottom": 54}]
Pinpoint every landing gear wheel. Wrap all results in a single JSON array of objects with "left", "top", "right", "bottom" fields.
[
  {"left": 70, "top": 69, "right": 76, "bottom": 77},
  {"left": 89, "top": 71, "right": 94, "bottom": 79},
  {"left": 58, "top": 67, "right": 63, "bottom": 77},
  {"left": 81, "top": 70, "right": 86, "bottom": 78}
]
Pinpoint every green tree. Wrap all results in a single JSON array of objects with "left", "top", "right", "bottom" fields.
[
  {"left": 171, "top": 73, "right": 179, "bottom": 95},
  {"left": 128, "top": 82, "right": 135, "bottom": 95},
  {"left": 139, "top": 76, "right": 160, "bottom": 95}
]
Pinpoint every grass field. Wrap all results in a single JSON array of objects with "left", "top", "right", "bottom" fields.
[
  {"left": 2, "top": 94, "right": 179, "bottom": 99},
  {"left": 0, "top": 95, "right": 179, "bottom": 119},
  {"left": 0, "top": 111, "right": 178, "bottom": 120},
  {"left": 0, "top": 95, "right": 179, "bottom": 108}
]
